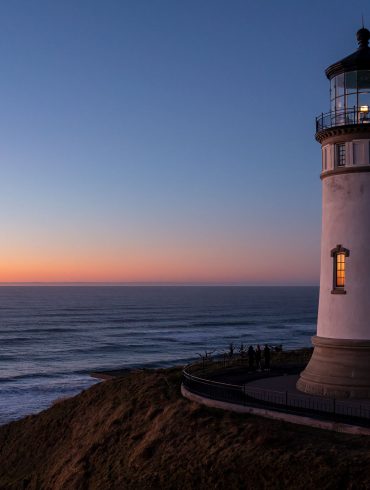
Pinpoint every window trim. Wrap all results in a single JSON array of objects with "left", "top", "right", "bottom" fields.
[
  {"left": 331, "top": 244, "right": 350, "bottom": 294},
  {"left": 322, "top": 146, "right": 327, "bottom": 171},
  {"left": 335, "top": 143, "right": 346, "bottom": 167}
]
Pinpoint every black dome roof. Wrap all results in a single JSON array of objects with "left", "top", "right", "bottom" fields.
[{"left": 325, "top": 28, "right": 370, "bottom": 79}]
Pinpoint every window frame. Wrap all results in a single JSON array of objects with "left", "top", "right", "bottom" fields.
[
  {"left": 322, "top": 146, "right": 327, "bottom": 171},
  {"left": 335, "top": 143, "right": 346, "bottom": 167},
  {"left": 331, "top": 244, "right": 350, "bottom": 294}
]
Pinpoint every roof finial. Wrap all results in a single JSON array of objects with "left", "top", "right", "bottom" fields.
[
  {"left": 357, "top": 25, "right": 370, "bottom": 48},
  {"left": 362, "top": 13, "right": 365, "bottom": 29}
]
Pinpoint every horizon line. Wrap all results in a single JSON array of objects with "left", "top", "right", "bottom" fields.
[{"left": 0, "top": 281, "right": 320, "bottom": 287}]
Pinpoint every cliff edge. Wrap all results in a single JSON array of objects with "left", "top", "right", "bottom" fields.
[{"left": 0, "top": 367, "right": 370, "bottom": 489}]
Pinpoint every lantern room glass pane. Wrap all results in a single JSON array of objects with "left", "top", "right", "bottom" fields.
[
  {"left": 345, "top": 71, "right": 357, "bottom": 93},
  {"left": 335, "top": 96, "right": 345, "bottom": 111},
  {"left": 336, "top": 73, "right": 345, "bottom": 97},
  {"left": 330, "top": 77, "right": 336, "bottom": 101},
  {"left": 358, "top": 70, "right": 370, "bottom": 89},
  {"left": 346, "top": 92, "right": 357, "bottom": 110},
  {"left": 358, "top": 92, "right": 370, "bottom": 107}
]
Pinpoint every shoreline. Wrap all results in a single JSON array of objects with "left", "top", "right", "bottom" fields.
[
  {"left": 89, "top": 368, "right": 142, "bottom": 380},
  {"left": 89, "top": 362, "right": 191, "bottom": 380}
]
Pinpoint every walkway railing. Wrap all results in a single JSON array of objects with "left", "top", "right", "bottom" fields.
[
  {"left": 186, "top": 350, "right": 311, "bottom": 375},
  {"left": 182, "top": 363, "right": 370, "bottom": 424},
  {"left": 316, "top": 107, "right": 370, "bottom": 132}
]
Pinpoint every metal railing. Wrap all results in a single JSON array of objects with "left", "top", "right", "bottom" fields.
[
  {"left": 316, "top": 107, "right": 370, "bottom": 132},
  {"left": 182, "top": 365, "right": 370, "bottom": 425},
  {"left": 187, "top": 350, "right": 311, "bottom": 375},
  {"left": 183, "top": 370, "right": 246, "bottom": 405}
]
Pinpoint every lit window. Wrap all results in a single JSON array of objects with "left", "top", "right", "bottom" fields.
[
  {"left": 336, "top": 253, "right": 345, "bottom": 287},
  {"left": 331, "top": 245, "right": 350, "bottom": 294},
  {"left": 335, "top": 143, "right": 346, "bottom": 167}
]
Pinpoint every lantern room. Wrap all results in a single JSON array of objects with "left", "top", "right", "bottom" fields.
[
  {"left": 330, "top": 70, "right": 370, "bottom": 115},
  {"left": 317, "top": 28, "right": 370, "bottom": 132}
]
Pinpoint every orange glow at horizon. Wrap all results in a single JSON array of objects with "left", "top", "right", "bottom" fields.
[{"left": 0, "top": 241, "right": 319, "bottom": 284}]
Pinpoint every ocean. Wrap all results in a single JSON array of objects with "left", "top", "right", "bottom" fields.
[{"left": 0, "top": 286, "right": 318, "bottom": 425}]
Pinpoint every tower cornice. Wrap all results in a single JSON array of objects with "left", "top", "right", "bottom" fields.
[
  {"left": 320, "top": 166, "right": 370, "bottom": 180},
  {"left": 316, "top": 124, "right": 370, "bottom": 144}
]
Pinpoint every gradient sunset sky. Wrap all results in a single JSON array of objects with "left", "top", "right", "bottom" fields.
[{"left": 1, "top": 0, "right": 368, "bottom": 284}]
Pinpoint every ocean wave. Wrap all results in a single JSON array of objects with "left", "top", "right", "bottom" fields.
[
  {"left": 190, "top": 320, "right": 257, "bottom": 328},
  {"left": 0, "top": 285, "right": 318, "bottom": 425}
]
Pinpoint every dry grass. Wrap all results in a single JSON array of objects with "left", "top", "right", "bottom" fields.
[
  {"left": 0, "top": 367, "right": 369, "bottom": 489},
  {"left": 51, "top": 396, "right": 72, "bottom": 406}
]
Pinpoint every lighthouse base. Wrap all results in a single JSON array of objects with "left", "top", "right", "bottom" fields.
[{"left": 297, "top": 336, "right": 370, "bottom": 399}]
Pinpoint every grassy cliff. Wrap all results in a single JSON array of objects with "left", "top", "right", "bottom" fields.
[{"left": 0, "top": 367, "right": 370, "bottom": 489}]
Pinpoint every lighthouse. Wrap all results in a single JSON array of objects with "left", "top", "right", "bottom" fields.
[{"left": 297, "top": 28, "right": 370, "bottom": 398}]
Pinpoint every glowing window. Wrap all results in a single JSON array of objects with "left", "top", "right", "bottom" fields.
[
  {"left": 335, "top": 253, "right": 345, "bottom": 287},
  {"left": 331, "top": 245, "right": 350, "bottom": 294}
]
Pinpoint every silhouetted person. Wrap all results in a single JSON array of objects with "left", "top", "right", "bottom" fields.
[
  {"left": 264, "top": 344, "right": 271, "bottom": 371},
  {"left": 255, "top": 344, "right": 262, "bottom": 371},
  {"left": 228, "top": 342, "right": 235, "bottom": 359},
  {"left": 248, "top": 345, "right": 255, "bottom": 371}
]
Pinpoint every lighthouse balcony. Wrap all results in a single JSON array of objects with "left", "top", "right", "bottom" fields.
[{"left": 316, "top": 106, "right": 370, "bottom": 133}]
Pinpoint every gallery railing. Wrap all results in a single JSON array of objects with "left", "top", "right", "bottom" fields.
[
  {"left": 316, "top": 107, "right": 370, "bottom": 132},
  {"left": 182, "top": 365, "right": 370, "bottom": 424}
]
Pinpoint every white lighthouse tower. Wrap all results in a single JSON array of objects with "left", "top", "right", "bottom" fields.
[{"left": 297, "top": 28, "right": 370, "bottom": 398}]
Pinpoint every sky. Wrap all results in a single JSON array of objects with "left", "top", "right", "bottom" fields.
[{"left": 0, "top": 0, "right": 369, "bottom": 284}]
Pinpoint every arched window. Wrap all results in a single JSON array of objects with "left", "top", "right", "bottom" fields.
[{"left": 331, "top": 245, "right": 350, "bottom": 294}]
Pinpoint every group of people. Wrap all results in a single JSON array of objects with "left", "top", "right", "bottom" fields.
[{"left": 247, "top": 344, "right": 271, "bottom": 371}]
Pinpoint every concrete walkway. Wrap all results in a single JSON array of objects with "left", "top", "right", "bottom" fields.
[
  {"left": 247, "top": 374, "right": 370, "bottom": 404},
  {"left": 247, "top": 374, "right": 301, "bottom": 392},
  {"left": 246, "top": 374, "right": 370, "bottom": 412}
]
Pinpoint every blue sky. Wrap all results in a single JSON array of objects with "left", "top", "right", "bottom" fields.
[{"left": 0, "top": 0, "right": 368, "bottom": 284}]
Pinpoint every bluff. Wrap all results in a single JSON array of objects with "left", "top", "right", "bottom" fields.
[{"left": 0, "top": 367, "right": 370, "bottom": 489}]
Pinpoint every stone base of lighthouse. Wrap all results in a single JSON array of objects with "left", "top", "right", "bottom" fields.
[{"left": 297, "top": 336, "right": 370, "bottom": 398}]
